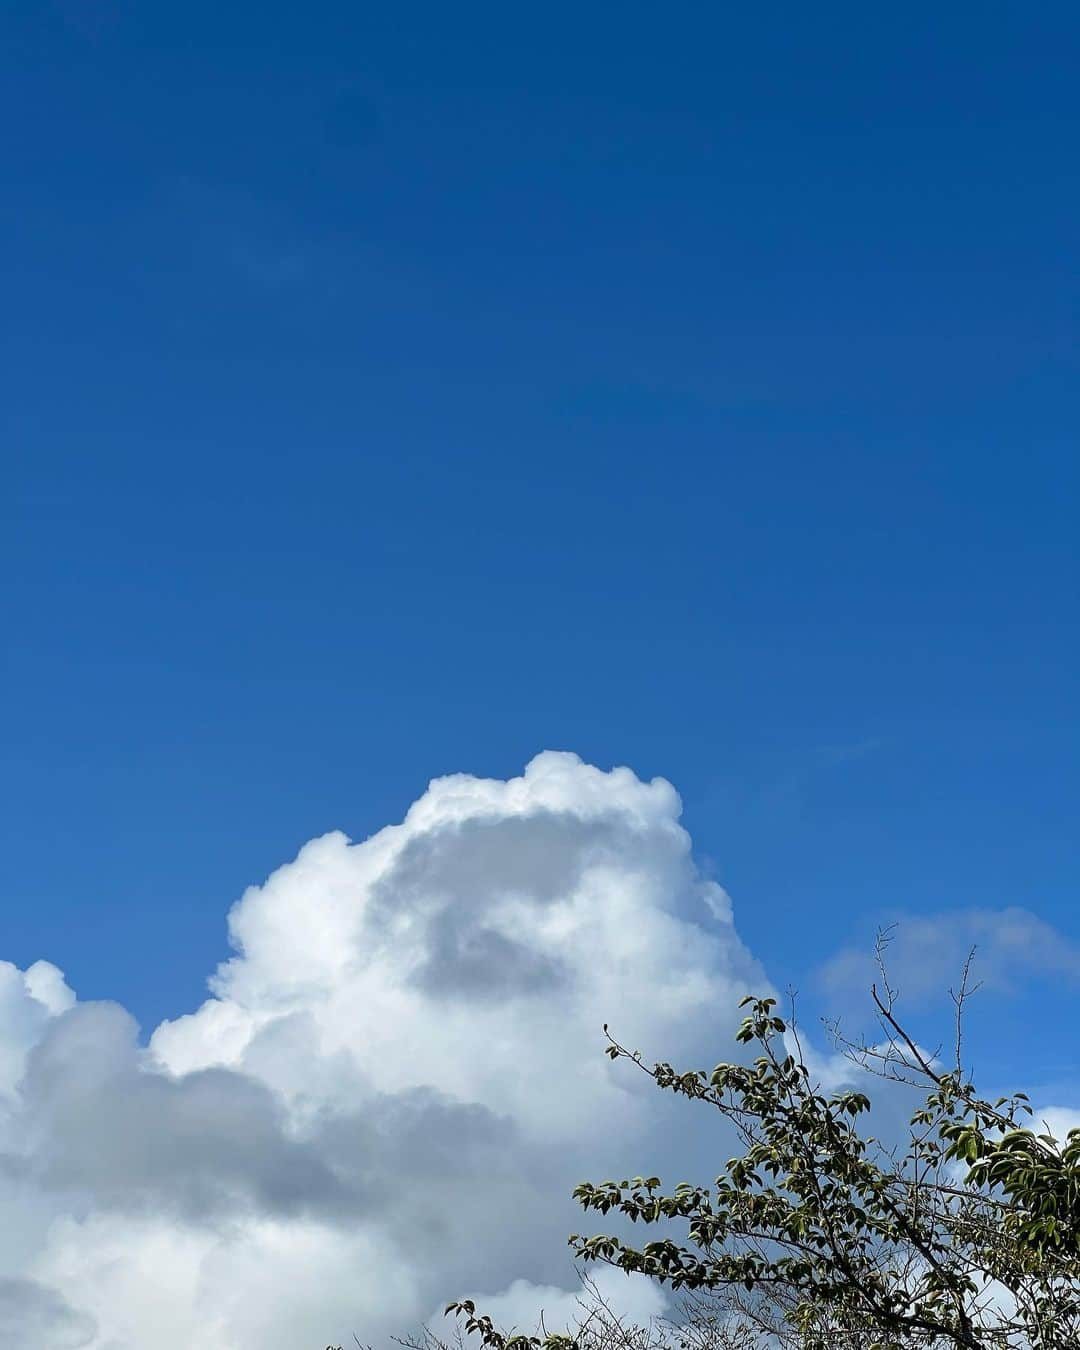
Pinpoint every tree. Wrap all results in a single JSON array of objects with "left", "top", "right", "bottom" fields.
[{"left": 447, "top": 958, "right": 1080, "bottom": 1350}]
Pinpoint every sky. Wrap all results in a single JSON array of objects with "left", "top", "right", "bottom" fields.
[{"left": 1, "top": 4, "right": 1078, "bottom": 1348}]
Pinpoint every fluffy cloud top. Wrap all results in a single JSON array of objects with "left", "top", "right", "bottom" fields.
[
  {"left": 0, "top": 753, "right": 766, "bottom": 1349},
  {"left": 4, "top": 753, "right": 1075, "bottom": 1347}
]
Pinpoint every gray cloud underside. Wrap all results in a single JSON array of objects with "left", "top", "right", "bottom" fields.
[{"left": 1, "top": 754, "right": 1070, "bottom": 1349}]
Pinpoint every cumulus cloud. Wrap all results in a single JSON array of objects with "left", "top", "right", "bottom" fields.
[
  {"left": 451, "top": 1267, "right": 669, "bottom": 1339},
  {"left": 0, "top": 961, "right": 75, "bottom": 1100},
  {"left": 13, "top": 1001, "right": 356, "bottom": 1223},
  {"left": 0, "top": 753, "right": 768, "bottom": 1349},
  {"left": 0, "top": 1276, "right": 95, "bottom": 1350}
]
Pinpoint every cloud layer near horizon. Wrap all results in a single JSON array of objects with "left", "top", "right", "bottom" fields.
[{"left": 0, "top": 753, "right": 770, "bottom": 1349}]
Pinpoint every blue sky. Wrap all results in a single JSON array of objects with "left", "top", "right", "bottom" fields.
[
  {"left": 4, "top": 3, "right": 1079, "bottom": 1092},
  {"left": 3, "top": 8, "right": 1080, "bottom": 1345}
]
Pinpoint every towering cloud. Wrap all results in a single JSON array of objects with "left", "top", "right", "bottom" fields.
[{"left": 0, "top": 753, "right": 769, "bottom": 1348}]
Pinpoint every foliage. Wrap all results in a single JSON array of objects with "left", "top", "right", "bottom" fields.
[{"left": 446, "top": 957, "right": 1080, "bottom": 1350}]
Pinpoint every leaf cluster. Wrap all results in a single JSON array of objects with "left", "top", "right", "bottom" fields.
[{"left": 449, "top": 990, "right": 1080, "bottom": 1350}]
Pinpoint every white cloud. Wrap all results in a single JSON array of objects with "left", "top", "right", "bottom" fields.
[
  {"left": 449, "top": 1266, "right": 668, "bottom": 1339},
  {"left": 1033, "top": 1106, "right": 1080, "bottom": 1145},
  {"left": 0, "top": 961, "right": 75, "bottom": 1100},
  {"left": 819, "top": 906, "right": 1080, "bottom": 1007},
  {"left": 0, "top": 753, "right": 768, "bottom": 1349}
]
